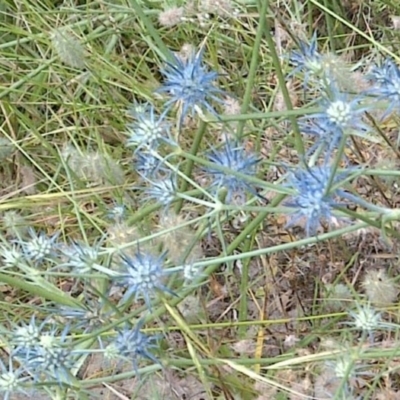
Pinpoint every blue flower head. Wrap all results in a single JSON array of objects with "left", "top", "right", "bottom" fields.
[
  {"left": 126, "top": 103, "right": 173, "bottom": 151},
  {"left": 60, "top": 241, "right": 102, "bottom": 274},
  {"left": 302, "top": 87, "right": 367, "bottom": 134},
  {"left": 115, "top": 251, "right": 173, "bottom": 307},
  {"left": 205, "top": 139, "right": 260, "bottom": 203},
  {"left": 0, "top": 357, "right": 28, "bottom": 400},
  {"left": 134, "top": 151, "right": 167, "bottom": 179},
  {"left": 289, "top": 32, "right": 324, "bottom": 84},
  {"left": 158, "top": 48, "right": 224, "bottom": 125},
  {"left": 285, "top": 165, "right": 346, "bottom": 236},
  {"left": 143, "top": 173, "right": 177, "bottom": 207},
  {"left": 9, "top": 318, "right": 77, "bottom": 385},
  {"left": 19, "top": 228, "right": 59, "bottom": 264},
  {"left": 368, "top": 58, "right": 400, "bottom": 118},
  {"left": 57, "top": 298, "right": 108, "bottom": 332},
  {"left": 104, "top": 320, "right": 159, "bottom": 373}
]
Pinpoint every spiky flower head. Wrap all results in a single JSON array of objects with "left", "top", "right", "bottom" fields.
[
  {"left": 26, "top": 328, "right": 76, "bottom": 385},
  {"left": 61, "top": 241, "right": 102, "bottom": 274},
  {"left": 158, "top": 48, "right": 224, "bottom": 125},
  {"left": 285, "top": 165, "right": 348, "bottom": 236},
  {"left": 204, "top": 139, "right": 260, "bottom": 204},
  {"left": 20, "top": 228, "right": 58, "bottom": 264},
  {"left": 0, "top": 244, "right": 23, "bottom": 268},
  {"left": 289, "top": 32, "right": 324, "bottom": 82},
  {"left": 104, "top": 320, "right": 159, "bottom": 372},
  {"left": 133, "top": 151, "right": 168, "bottom": 179},
  {"left": 126, "top": 103, "right": 173, "bottom": 151},
  {"left": 57, "top": 298, "right": 108, "bottom": 332},
  {"left": 9, "top": 318, "right": 76, "bottom": 385},
  {"left": 0, "top": 357, "right": 27, "bottom": 400},
  {"left": 299, "top": 88, "right": 368, "bottom": 158},
  {"left": 143, "top": 174, "right": 177, "bottom": 207},
  {"left": 367, "top": 58, "right": 400, "bottom": 118},
  {"left": 317, "top": 90, "right": 366, "bottom": 131},
  {"left": 107, "top": 203, "right": 126, "bottom": 223},
  {"left": 348, "top": 303, "right": 382, "bottom": 340},
  {"left": 115, "top": 251, "right": 173, "bottom": 306}
]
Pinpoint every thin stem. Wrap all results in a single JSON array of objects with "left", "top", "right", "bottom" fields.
[
  {"left": 263, "top": 6, "right": 304, "bottom": 157},
  {"left": 174, "top": 120, "right": 208, "bottom": 212},
  {"left": 236, "top": 0, "right": 267, "bottom": 138}
]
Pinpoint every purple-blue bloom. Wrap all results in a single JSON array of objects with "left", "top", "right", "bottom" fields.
[
  {"left": 285, "top": 165, "right": 347, "bottom": 236},
  {"left": 19, "top": 228, "right": 59, "bottom": 264},
  {"left": 134, "top": 151, "right": 167, "bottom": 179},
  {"left": 126, "top": 103, "right": 173, "bottom": 151},
  {"left": 367, "top": 58, "right": 400, "bottom": 118},
  {"left": 143, "top": 173, "right": 177, "bottom": 207},
  {"left": 60, "top": 241, "right": 102, "bottom": 273},
  {"left": 158, "top": 48, "right": 224, "bottom": 125},
  {"left": 9, "top": 318, "right": 77, "bottom": 385},
  {"left": 205, "top": 139, "right": 260, "bottom": 203},
  {"left": 301, "top": 88, "right": 367, "bottom": 135},
  {"left": 115, "top": 251, "right": 173, "bottom": 307},
  {"left": 0, "top": 357, "right": 28, "bottom": 400},
  {"left": 104, "top": 320, "right": 159, "bottom": 372},
  {"left": 289, "top": 32, "right": 323, "bottom": 85}
]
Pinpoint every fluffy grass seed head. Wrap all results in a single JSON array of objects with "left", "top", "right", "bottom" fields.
[
  {"left": 104, "top": 321, "right": 159, "bottom": 372},
  {"left": 205, "top": 139, "right": 260, "bottom": 204},
  {"left": 323, "top": 283, "right": 353, "bottom": 312},
  {"left": 126, "top": 103, "right": 173, "bottom": 151},
  {"left": 158, "top": 48, "right": 224, "bottom": 125},
  {"left": 0, "top": 137, "right": 15, "bottom": 160},
  {"left": 158, "top": 6, "right": 184, "bottom": 27},
  {"left": 62, "top": 144, "right": 124, "bottom": 186},
  {"left": 362, "top": 269, "right": 398, "bottom": 305},
  {"left": 285, "top": 165, "right": 345, "bottom": 236},
  {"left": 115, "top": 250, "right": 173, "bottom": 307},
  {"left": 155, "top": 211, "right": 203, "bottom": 266},
  {"left": 51, "top": 28, "right": 86, "bottom": 69},
  {"left": 2, "top": 211, "right": 29, "bottom": 239}
]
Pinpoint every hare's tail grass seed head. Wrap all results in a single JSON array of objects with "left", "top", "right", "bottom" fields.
[{"left": 51, "top": 28, "right": 86, "bottom": 69}]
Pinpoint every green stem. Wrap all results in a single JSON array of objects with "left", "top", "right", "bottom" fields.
[
  {"left": 174, "top": 120, "right": 208, "bottom": 213},
  {"left": 263, "top": 5, "right": 304, "bottom": 157},
  {"left": 236, "top": 0, "right": 267, "bottom": 138},
  {"left": 128, "top": 0, "right": 173, "bottom": 62}
]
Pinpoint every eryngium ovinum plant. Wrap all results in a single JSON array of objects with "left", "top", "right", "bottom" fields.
[{"left": 2, "top": 23, "right": 400, "bottom": 400}]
